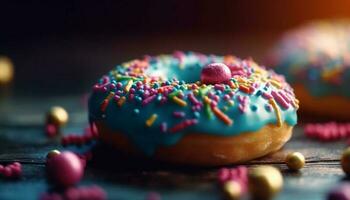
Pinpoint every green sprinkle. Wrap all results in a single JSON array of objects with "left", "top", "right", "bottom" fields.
[{"left": 205, "top": 104, "right": 214, "bottom": 119}]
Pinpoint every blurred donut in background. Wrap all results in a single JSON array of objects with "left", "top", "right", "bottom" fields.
[{"left": 266, "top": 20, "right": 350, "bottom": 119}]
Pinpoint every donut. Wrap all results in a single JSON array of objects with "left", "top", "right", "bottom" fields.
[
  {"left": 267, "top": 20, "right": 350, "bottom": 119},
  {"left": 88, "top": 51, "right": 298, "bottom": 166}
]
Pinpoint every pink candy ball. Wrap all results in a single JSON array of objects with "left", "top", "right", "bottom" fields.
[
  {"left": 201, "top": 63, "right": 232, "bottom": 84},
  {"left": 46, "top": 151, "right": 84, "bottom": 187}
]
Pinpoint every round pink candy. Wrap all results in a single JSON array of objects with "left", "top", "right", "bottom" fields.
[
  {"left": 201, "top": 63, "right": 232, "bottom": 84},
  {"left": 47, "top": 151, "right": 84, "bottom": 187}
]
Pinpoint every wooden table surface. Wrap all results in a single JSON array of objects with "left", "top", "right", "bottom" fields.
[
  {"left": 0, "top": 94, "right": 347, "bottom": 200},
  {"left": 0, "top": 34, "right": 348, "bottom": 200}
]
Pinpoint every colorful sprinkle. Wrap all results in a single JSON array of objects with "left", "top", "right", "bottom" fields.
[{"left": 146, "top": 114, "right": 158, "bottom": 127}]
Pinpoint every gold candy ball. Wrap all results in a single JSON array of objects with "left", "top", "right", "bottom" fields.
[
  {"left": 46, "top": 106, "right": 69, "bottom": 126},
  {"left": 285, "top": 152, "right": 305, "bottom": 171},
  {"left": 222, "top": 180, "right": 242, "bottom": 200},
  {"left": 0, "top": 56, "right": 14, "bottom": 85},
  {"left": 341, "top": 147, "right": 350, "bottom": 175},
  {"left": 46, "top": 150, "right": 61, "bottom": 159},
  {"left": 248, "top": 166, "right": 283, "bottom": 200}
]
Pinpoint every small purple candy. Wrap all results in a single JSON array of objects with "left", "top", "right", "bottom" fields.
[
  {"left": 47, "top": 151, "right": 84, "bottom": 187},
  {"left": 328, "top": 183, "right": 350, "bottom": 200},
  {"left": 201, "top": 63, "right": 231, "bottom": 84}
]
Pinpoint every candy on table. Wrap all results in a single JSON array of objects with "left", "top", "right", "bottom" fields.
[
  {"left": 61, "top": 124, "right": 99, "bottom": 147},
  {"left": 46, "top": 151, "right": 84, "bottom": 187},
  {"left": 304, "top": 122, "right": 350, "bottom": 141},
  {"left": 341, "top": 147, "right": 350, "bottom": 175},
  {"left": 0, "top": 162, "right": 22, "bottom": 179},
  {"left": 285, "top": 152, "right": 305, "bottom": 171},
  {"left": 327, "top": 183, "right": 350, "bottom": 200},
  {"left": 222, "top": 180, "right": 242, "bottom": 200},
  {"left": 248, "top": 166, "right": 283, "bottom": 200},
  {"left": 0, "top": 56, "right": 14, "bottom": 85},
  {"left": 46, "top": 106, "right": 69, "bottom": 127}
]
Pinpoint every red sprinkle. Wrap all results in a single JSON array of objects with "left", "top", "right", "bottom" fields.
[
  {"left": 304, "top": 122, "right": 350, "bottom": 141},
  {"left": 0, "top": 162, "right": 22, "bottom": 179},
  {"left": 218, "top": 166, "right": 248, "bottom": 192}
]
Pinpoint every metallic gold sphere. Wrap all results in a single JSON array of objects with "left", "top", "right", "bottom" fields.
[
  {"left": 248, "top": 166, "right": 283, "bottom": 200},
  {"left": 46, "top": 149, "right": 61, "bottom": 159},
  {"left": 0, "top": 56, "right": 14, "bottom": 85},
  {"left": 46, "top": 106, "right": 69, "bottom": 126},
  {"left": 222, "top": 180, "right": 242, "bottom": 200},
  {"left": 341, "top": 147, "right": 350, "bottom": 175},
  {"left": 285, "top": 152, "right": 305, "bottom": 171}
]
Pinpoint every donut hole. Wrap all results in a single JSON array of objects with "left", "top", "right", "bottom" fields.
[{"left": 147, "top": 63, "right": 202, "bottom": 83}]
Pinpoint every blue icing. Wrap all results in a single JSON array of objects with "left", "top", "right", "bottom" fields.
[
  {"left": 89, "top": 52, "right": 298, "bottom": 155},
  {"left": 272, "top": 21, "right": 350, "bottom": 98}
]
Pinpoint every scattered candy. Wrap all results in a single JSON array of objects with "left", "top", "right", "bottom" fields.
[
  {"left": 0, "top": 56, "right": 14, "bottom": 85},
  {"left": 217, "top": 166, "right": 248, "bottom": 193},
  {"left": 201, "top": 63, "right": 232, "bottom": 84},
  {"left": 46, "top": 106, "right": 69, "bottom": 127},
  {"left": 61, "top": 124, "right": 99, "bottom": 147},
  {"left": 40, "top": 185, "right": 107, "bottom": 200},
  {"left": 248, "top": 166, "right": 283, "bottom": 200},
  {"left": 327, "top": 183, "right": 350, "bottom": 200},
  {"left": 46, "top": 151, "right": 84, "bottom": 187},
  {"left": 342, "top": 147, "right": 350, "bottom": 175},
  {"left": 285, "top": 152, "right": 305, "bottom": 171},
  {"left": 46, "top": 150, "right": 61, "bottom": 159},
  {"left": 0, "top": 162, "right": 22, "bottom": 179},
  {"left": 45, "top": 123, "right": 59, "bottom": 138},
  {"left": 222, "top": 180, "right": 242, "bottom": 200},
  {"left": 304, "top": 122, "right": 350, "bottom": 141}
]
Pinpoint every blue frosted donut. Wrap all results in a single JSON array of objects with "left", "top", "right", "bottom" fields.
[
  {"left": 268, "top": 20, "right": 350, "bottom": 118},
  {"left": 88, "top": 51, "right": 298, "bottom": 165}
]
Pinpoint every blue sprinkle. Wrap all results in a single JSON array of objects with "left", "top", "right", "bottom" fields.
[
  {"left": 134, "top": 109, "right": 140, "bottom": 115},
  {"left": 194, "top": 111, "right": 200, "bottom": 118},
  {"left": 251, "top": 105, "right": 258, "bottom": 112}
]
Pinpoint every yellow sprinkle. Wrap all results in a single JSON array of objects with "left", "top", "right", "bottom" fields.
[
  {"left": 193, "top": 89, "right": 199, "bottom": 96},
  {"left": 203, "top": 96, "right": 211, "bottom": 104},
  {"left": 117, "top": 96, "right": 126, "bottom": 107},
  {"left": 145, "top": 114, "right": 158, "bottom": 127},
  {"left": 106, "top": 92, "right": 115, "bottom": 100},
  {"left": 227, "top": 100, "right": 235, "bottom": 106},
  {"left": 124, "top": 80, "right": 133, "bottom": 92},
  {"left": 270, "top": 80, "right": 282, "bottom": 89},
  {"left": 269, "top": 99, "right": 282, "bottom": 127},
  {"left": 172, "top": 96, "right": 187, "bottom": 107}
]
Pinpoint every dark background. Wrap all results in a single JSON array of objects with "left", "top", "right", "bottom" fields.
[{"left": 1, "top": 0, "right": 350, "bottom": 95}]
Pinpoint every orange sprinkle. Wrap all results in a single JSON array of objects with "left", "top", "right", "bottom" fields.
[
  {"left": 124, "top": 80, "right": 133, "bottom": 92},
  {"left": 269, "top": 99, "right": 282, "bottom": 127},
  {"left": 172, "top": 96, "right": 187, "bottom": 107},
  {"left": 229, "top": 81, "right": 237, "bottom": 89},
  {"left": 239, "top": 85, "right": 251, "bottom": 94},
  {"left": 145, "top": 114, "right": 158, "bottom": 127},
  {"left": 117, "top": 96, "right": 126, "bottom": 107},
  {"left": 212, "top": 107, "right": 233, "bottom": 126}
]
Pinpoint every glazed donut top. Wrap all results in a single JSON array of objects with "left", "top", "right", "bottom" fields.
[
  {"left": 269, "top": 20, "right": 350, "bottom": 98},
  {"left": 88, "top": 52, "right": 298, "bottom": 155}
]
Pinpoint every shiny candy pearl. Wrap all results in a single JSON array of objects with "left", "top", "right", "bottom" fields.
[
  {"left": 46, "top": 151, "right": 84, "bottom": 187},
  {"left": 285, "top": 152, "right": 305, "bottom": 171},
  {"left": 201, "top": 63, "right": 232, "bottom": 84},
  {"left": 46, "top": 150, "right": 61, "bottom": 159},
  {"left": 248, "top": 166, "right": 283, "bottom": 200},
  {"left": 222, "top": 180, "right": 242, "bottom": 200},
  {"left": 341, "top": 147, "right": 350, "bottom": 175},
  {"left": 46, "top": 106, "right": 69, "bottom": 127},
  {"left": 0, "top": 56, "right": 14, "bottom": 85}
]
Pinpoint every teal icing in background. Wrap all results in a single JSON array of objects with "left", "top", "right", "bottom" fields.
[
  {"left": 270, "top": 21, "right": 350, "bottom": 98},
  {"left": 89, "top": 52, "right": 298, "bottom": 155}
]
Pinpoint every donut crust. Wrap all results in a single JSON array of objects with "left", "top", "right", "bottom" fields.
[
  {"left": 97, "top": 122, "right": 293, "bottom": 166},
  {"left": 293, "top": 84, "right": 350, "bottom": 119}
]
